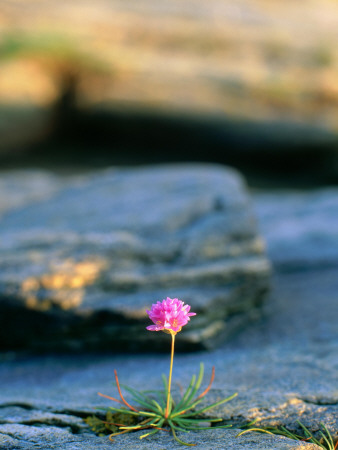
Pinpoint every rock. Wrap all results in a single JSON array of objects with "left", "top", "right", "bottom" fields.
[
  {"left": 2, "top": 0, "right": 338, "bottom": 135},
  {"left": 0, "top": 165, "right": 270, "bottom": 352},
  {"left": 0, "top": 423, "right": 321, "bottom": 449},
  {"left": 3, "top": 107, "right": 338, "bottom": 189},
  {"left": 0, "top": 268, "right": 336, "bottom": 448},
  {"left": 0, "top": 170, "right": 64, "bottom": 218},
  {"left": 253, "top": 189, "right": 338, "bottom": 270},
  {"left": 1, "top": 187, "right": 337, "bottom": 449},
  {"left": 0, "top": 105, "right": 52, "bottom": 158},
  {"left": 3, "top": 1, "right": 338, "bottom": 188}
]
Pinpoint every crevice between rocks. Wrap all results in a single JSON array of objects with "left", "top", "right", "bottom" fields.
[
  {"left": 1, "top": 401, "right": 336, "bottom": 446},
  {"left": 0, "top": 404, "right": 92, "bottom": 435},
  {"left": 0, "top": 431, "right": 33, "bottom": 444},
  {"left": 0, "top": 403, "right": 34, "bottom": 410},
  {"left": 299, "top": 397, "right": 338, "bottom": 406}
]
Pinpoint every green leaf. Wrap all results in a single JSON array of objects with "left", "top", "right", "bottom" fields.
[
  {"left": 174, "top": 398, "right": 204, "bottom": 415},
  {"left": 162, "top": 374, "right": 168, "bottom": 392},
  {"left": 319, "top": 431, "right": 333, "bottom": 449},
  {"left": 178, "top": 392, "right": 238, "bottom": 418},
  {"left": 120, "top": 384, "right": 156, "bottom": 410},
  {"left": 108, "top": 407, "right": 157, "bottom": 418},
  {"left": 173, "top": 373, "right": 197, "bottom": 413},
  {"left": 320, "top": 423, "right": 334, "bottom": 449},
  {"left": 150, "top": 398, "right": 164, "bottom": 415},
  {"left": 168, "top": 419, "right": 190, "bottom": 433},
  {"left": 237, "top": 422, "right": 336, "bottom": 450},
  {"left": 296, "top": 421, "right": 321, "bottom": 446},
  {"left": 278, "top": 426, "right": 302, "bottom": 440},
  {"left": 139, "top": 418, "right": 165, "bottom": 440},
  {"left": 171, "top": 427, "right": 196, "bottom": 447},
  {"left": 236, "top": 428, "right": 276, "bottom": 438},
  {"left": 139, "top": 427, "right": 161, "bottom": 440},
  {"left": 182, "top": 424, "right": 231, "bottom": 431},
  {"left": 178, "top": 417, "right": 223, "bottom": 423},
  {"left": 184, "top": 363, "right": 204, "bottom": 406}
]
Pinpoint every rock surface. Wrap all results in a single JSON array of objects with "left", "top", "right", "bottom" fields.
[
  {"left": 1, "top": 185, "right": 337, "bottom": 449},
  {"left": 0, "top": 267, "right": 336, "bottom": 449},
  {"left": 2, "top": 0, "right": 338, "bottom": 190},
  {"left": 2, "top": 0, "right": 338, "bottom": 129},
  {"left": 253, "top": 188, "right": 338, "bottom": 269},
  {"left": 0, "top": 165, "right": 270, "bottom": 352},
  {"left": 0, "top": 423, "right": 321, "bottom": 449}
]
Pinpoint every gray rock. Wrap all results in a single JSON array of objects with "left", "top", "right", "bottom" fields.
[
  {"left": 0, "top": 105, "right": 52, "bottom": 159},
  {"left": 0, "top": 170, "right": 64, "bottom": 218},
  {"left": 0, "top": 165, "right": 270, "bottom": 352},
  {"left": 0, "top": 423, "right": 321, "bottom": 449},
  {"left": 253, "top": 188, "right": 338, "bottom": 270},
  {"left": 1, "top": 188, "right": 337, "bottom": 449}
]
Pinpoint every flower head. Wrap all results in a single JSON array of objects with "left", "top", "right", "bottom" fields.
[{"left": 146, "top": 297, "right": 196, "bottom": 333}]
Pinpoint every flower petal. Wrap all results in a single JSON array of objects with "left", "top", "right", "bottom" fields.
[
  {"left": 146, "top": 325, "right": 164, "bottom": 331},
  {"left": 146, "top": 297, "right": 196, "bottom": 332}
]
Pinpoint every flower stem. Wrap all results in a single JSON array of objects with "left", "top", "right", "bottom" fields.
[{"left": 165, "top": 331, "right": 175, "bottom": 418}]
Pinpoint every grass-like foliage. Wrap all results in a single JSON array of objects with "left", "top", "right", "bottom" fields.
[
  {"left": 94, "top": 363, "right": 237, "bottom": 446},
  {"left": 237, "top": 420, "right": 338, "bottom": 450}
]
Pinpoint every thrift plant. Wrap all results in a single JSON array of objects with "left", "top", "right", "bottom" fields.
[
  {"left": 96, "top": 297, "right": 237, "bottom": 446},
  {"left": 237, "top": 421, "right": 338, "bottom": 450}
]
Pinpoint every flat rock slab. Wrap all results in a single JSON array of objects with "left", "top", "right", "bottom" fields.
[
  {"left": 0, "top": 165, "right": 270, "bottom": 352},
  {"left": 254, "top": 188, "right": 338, "bottom": 270},
  {"left": 1, "top": 187, "right": 337, "bottom": 449},
  {"left": 0, "top": 423, "right": 321, "bottom": 449},
  {"left": 1, "top": 267, "right": 336, "bottom": 449}
]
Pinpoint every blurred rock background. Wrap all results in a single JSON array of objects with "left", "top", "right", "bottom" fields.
[
  {"left": 1, "top": 0, "right": 338, "bottom": 185},
  {"left": 1, "top": 2, "right": 338, "bottom": 448}
]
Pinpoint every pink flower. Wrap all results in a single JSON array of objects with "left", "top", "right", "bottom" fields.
[{"left": 146, "top": 297, "right": 196, "bottom": 333}]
